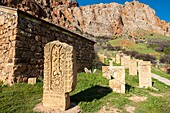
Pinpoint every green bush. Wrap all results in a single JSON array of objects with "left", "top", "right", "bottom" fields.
[{"left": 164, "top": 47, "right": 170, "bottom": 55}]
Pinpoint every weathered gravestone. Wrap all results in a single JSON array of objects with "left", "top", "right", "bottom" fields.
[
  {"left": 121, "top": 55, "right": 131, "bottom": 69},
  {"left": 109, "top": 60, "right": 113, "bottom": 66},
  {"left": 43, "top": 41, "right": 77, "bottom": 111},
  {"left": 108, "top": 66, "right": 125, "bottom": 94},
  {"left": 112, "top": 57, "right": 116, "bottom": 62},
  {"left": 115, "top": 54, "right": 121, "bottom": 64},
  {"left": 102, "top": 66, "right": 110, "bottom": 79},
  {"left": 129, "top": 59, "right": 137, "bottom": 75},
  {"left": 138, "top": 61, "right": 152, "bottom": 88},
  {"left": 98, "top": 53, "right": 107, "bottom": 64}
]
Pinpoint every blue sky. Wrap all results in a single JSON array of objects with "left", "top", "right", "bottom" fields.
[{"left": 77, "top": 0, "right": 170, "bottom": 22}]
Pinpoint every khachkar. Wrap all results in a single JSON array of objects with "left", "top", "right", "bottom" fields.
[
  {"left": 121, "top": 55, "right": 131, "bottom": 69},
  {"left": 138, "top": 61, "right": 152, "bottom": 88},
  {"left": 108, "top": 66, "right": 125, "bottom": 94},
  {"left": 43, "top": 41, "right": 77, "bottom": 111},
  {"left": 129, "top": 59, "right": 137, "bottom": 75}
]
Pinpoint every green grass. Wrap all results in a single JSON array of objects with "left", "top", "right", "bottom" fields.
[
  {"left": 0, "top": 69, "right": 170, "bottom": 113},
  {"left": 143, "top": 33, "right": 170, "bottom": 41},
  {"left": 70, "top": 69, "right": 170, "bottom": 113},
  {"left": 0, "top": 81, "right": 43, "bottom": 113},
  {"left": 109, "top": 39, "right": 158, "bottom": 55},
  {"left": 152, "top": 67, "right": 170, "bottom": 80}
]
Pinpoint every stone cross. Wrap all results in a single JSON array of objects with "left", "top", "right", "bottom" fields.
[
  {"left": 129, "top": 59, "right": 137, "bottom": 75},
  {"left": 108, "top": 66, "right": 125, "bottom": 94},
  {"left": 138, "top": 61, "right": 152, "bottom": 88},
  {"left": 43, "top": 41, "right": 77, "bottom": 111}
]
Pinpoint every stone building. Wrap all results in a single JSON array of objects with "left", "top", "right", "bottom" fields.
[{"left": 0, "top": 6, "right": 95, "bottom": 85}]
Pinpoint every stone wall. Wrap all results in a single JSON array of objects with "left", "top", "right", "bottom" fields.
[
  {"left": 0, "top": 6, "right": 95, "bottom": 84},
  {"left": 0, "top": 6, "right": 18, "bottom": 85}
]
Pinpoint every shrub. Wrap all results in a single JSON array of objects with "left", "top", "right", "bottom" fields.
[
  {"left": 164, "top": 47, "right": 170, "bottom": 55},
  {"left": 155, "top": 46, "right": 164, "bottom": 52},
  {"left": 135, "top": 54, "right": 156, "bottom": 63},
  {"left": 123, "top": 50, "right": 138, "bottom": 57},
  {"left": 160, "top": 55, "right": 170, "bottom": 64}
]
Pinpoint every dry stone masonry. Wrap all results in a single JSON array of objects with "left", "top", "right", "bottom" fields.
[
  {"left": 138, "top": 61, "right": 152, "bottom": 88},
  {"left": 43, "top": 41, "right": 77, "bottom": 111},
  {"left": 0, "top": 6, "right": 95, "bottom": 85}
]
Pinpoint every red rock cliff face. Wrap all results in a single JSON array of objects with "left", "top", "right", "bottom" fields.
[
  {"left": 121, "top": 2, "right": 170, "bottom": 36},
  {"left": 0, "top": 1, "right": 169, "bottom": 37},
  {"left": 54, "top": 1, "right": 170, "bottom": 36}
]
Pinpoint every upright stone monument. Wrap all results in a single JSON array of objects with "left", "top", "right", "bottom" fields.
[
  {"left": 121, "top": 55, "right": 131, "bottom": 69},
  {"left": 112, "top": 57, "right": 116, "bottom": 62},
  {"left": 129, "top": 59, "right": 137, "bottom": 75},
  {"left": 115, "top": 54, "right": 121, "bottom": 64},
  {"left": 138, "top": 61, "right": 152, "bottom": 88},
  {"left": 43, "top": 41, "right": 77, "bottom": 111},
  {"left": 102, "top": 66, "right": 110, "bottom": 79},
  {"left": 109, "top": 60, "right": 113, "bottom": 66},
  {"left": 108, "top": 66, "right": 125, "bottom": 94}
]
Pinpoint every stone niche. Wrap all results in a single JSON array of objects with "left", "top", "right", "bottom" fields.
[
  {"left": 108, "top": 66, "right": 125, "bottom": 94},
  {"left": 121, "top": 55, "right": 131, "bottom": 69},
  {"left": 129, "top": 59, "right": 137, "bottom": 75},
  {"left": 43, "top": 41, "right": 77, "bottom": 111},
  {"left": 138, "top": 61, "right": 152, "bottom": 88}
]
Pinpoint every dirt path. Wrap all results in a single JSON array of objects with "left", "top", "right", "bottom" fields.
[{"left": 151, "top": 73, "right": 170, "bottom": 86}]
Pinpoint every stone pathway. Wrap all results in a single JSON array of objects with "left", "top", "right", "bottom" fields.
[{"left": 151, "top": 73, "right": 170, "bottom": 86}]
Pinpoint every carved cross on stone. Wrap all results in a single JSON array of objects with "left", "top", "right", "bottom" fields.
[{"left": 43, "top": 41, "right": 77, "bottom": 111}]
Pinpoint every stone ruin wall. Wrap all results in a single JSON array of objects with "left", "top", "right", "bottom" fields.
[
  {"left": 0, "top": 7, "right": 18, "bottom": 84},
  {"left": 0, "top": 7, "right": 95, "bottom": 84}
]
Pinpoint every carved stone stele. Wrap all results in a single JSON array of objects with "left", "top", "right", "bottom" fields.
[
  {"left": 121, "top": 55, "right": 131, "bottom": 69},
  {"left": 102, "top": 66, "right": 110, "bottom": 79},
  {"left": 138, "top": 61, "right": 152, "bottom": 88},
  {"left": 115, "top": 54, "right": 121, "bottom": 64},
  {"left": 43, "top": 41, "right": 77, "bottom": 111},
  {"left": 108, "top": 66, "right": 125, "bottom": 94},
  {"left": 129, "top": 59, "right": 137, "bottom": 75}
]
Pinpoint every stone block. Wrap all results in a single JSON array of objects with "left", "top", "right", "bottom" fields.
[{"left": 28, "top": 78, "right": 37, "bottom": 85}]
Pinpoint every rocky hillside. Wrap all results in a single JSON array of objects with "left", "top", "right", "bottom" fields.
[{"left": 1, "top": 0, "right": 170, "bottom": 37}]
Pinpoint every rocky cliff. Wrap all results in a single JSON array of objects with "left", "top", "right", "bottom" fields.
[{"left": 0, "top": 0, "right": 170, "bottom": 37}]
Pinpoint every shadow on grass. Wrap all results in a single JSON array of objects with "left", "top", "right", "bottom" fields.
[
  {"left": 70, "top": 85, "right": 112, "bottom": 103},
  {"left": 125, "top": 84, "right": 134, "bottom": 93}
]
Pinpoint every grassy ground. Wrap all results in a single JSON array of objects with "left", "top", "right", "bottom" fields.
[
  {"left": 70, "top": 70, "right": 170, "bottom": 113},
  {"left": 0, "top": 81, "right": 43, "bottom": 113},
  {"left": 0, "top": 70, "right": 170, "bottom": 113},
  {"left": 152, "top": 67, "right": 170, "bottom": 80},
  {"left": 109, "top": 39, "right": 158, "bottom": 55}
]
